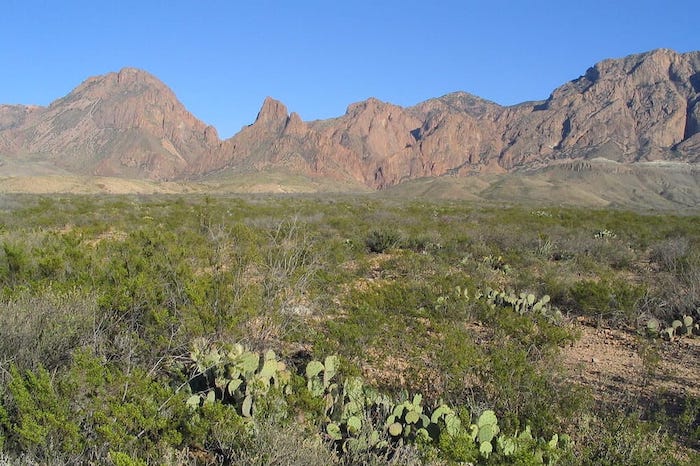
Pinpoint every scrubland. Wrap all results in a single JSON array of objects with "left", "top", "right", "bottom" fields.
[{"left": 0, "top": 194, "right": 697, "bottom": 465}]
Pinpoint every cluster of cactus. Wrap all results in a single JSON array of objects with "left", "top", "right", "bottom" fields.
[
  {"left": 306, "top": 354, "right": 339, "bottom": 398},
  {"left": 308, "top": 356, "right": 394, "bottom": 453},
  {"left": 483, "top": 288, "right": 559, "bottom": 319},
  {"left": 185, "top": 338, "right": 291, "bottom": 417},
  {"left": 496, "top": 425, "right": 564, "bottom": 462},
  {"left": 326, "top": 388, "right": 531, "bottom": 460},
  {"left": 646, "top": 314, "right": 698, "bottom": 340},
  {"left": 470, "top": 410, "right": 500, "bottom": 457},
  {"left": 451, "top": 285, "right": 562, "bottom": 323},
  {"left": 385, "top": 394, "right": 432, "bottom": 442},
  {"left": 594, "top": 229, "right": 616, "bottom": 239},
  {"left": 482, "top": 255, "right": 512, "bottom": 274},
  {"left": 184, "top": 341, "right": 568, "bottom": 462},
  {"left": 319, "top": 365, "right": 394, "bottom": 453},
  {"left": 324, "top": 384, "right": 564, "bottom": 462}
]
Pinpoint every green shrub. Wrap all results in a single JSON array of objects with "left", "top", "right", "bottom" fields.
[
  {"left": 478, "top": 341, "right": 587, "bottom": 436},
  {"left": 0, "top": 289, "right": 96, "bottom": 373},
  {"left": 569, "top": 414, "right": 688, "bottom": 466},
  {"left": 58, "top": 349, "right": 191, "bottom": 462},
  {"left": 2, "top": 365, "right": 82, "bottom": 460},
  {"left": 109, "top": 451, "right": 147, "bottom": 466},
  {"left": 438, "top": 429, "right": 479, "bottom": 463},
  {"left": 1, "top": 242, "right": 27, "bottom": 284},
  {"left": 0, "top": 401, "right": 7, "bottom": 451},
  {"left": 365, "top": 230, "right": 401, "bottom": 253},
  {"left": 570, "top": 278, "right": 646, "bottom": 322}
]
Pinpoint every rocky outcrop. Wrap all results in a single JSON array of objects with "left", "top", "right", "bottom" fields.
[
  {"left": 408, "top": 92, "right": 507, "bottom": 175},
  {"left": 1, "top": 49, "right": 699, "bottom": 188},
  {"left": 196, "top": 97, "right": 321, "bottom": 177},
  {"left": 0, "top": 105, "right": 42, "bottom": 154},
  {"left": 310, "top": 98, "right": 423, "bottom": 188}
]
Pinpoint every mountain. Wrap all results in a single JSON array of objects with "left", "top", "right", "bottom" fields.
[
  {"left": 195, "top": 48, "right": 700, "bottom": 189},
  {"left": 0, "top": 68, "right": 218, "bottom": 180},
  {"left": 1, "top": 49, "right": 699, "bottom": 193}
]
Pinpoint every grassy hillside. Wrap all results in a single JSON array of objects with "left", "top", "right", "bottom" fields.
[{"left": 0, "top": 194, "right": 697, "bottom": 464}]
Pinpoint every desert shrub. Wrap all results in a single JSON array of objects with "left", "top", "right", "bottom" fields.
[
  {"left": 0, "top": 229, "right": 91, "bottom": 290},
  {"left": 643, "top": 391, "right": 700, "bottom": 449},
  {"left": 108, "top": 451, "right": 148, "bottom": 466},
  {"left": 0, "top": 365, "right": 82, "bottom": 462},
  {"left": 477, "top": 341, "right": 587, "bottom": 436},
  {"left": 58, "top": 349, "right": 190, "bottom": 463},
  {"left": 0, "top": 289, "right": 97, "bottom": 374},
  {"left": 569, "top": 278, "right": 646, "bottom": 323},
  {"left": 185, "top": 402, "right": 254, "bottom": 464},
  {"left": 479, "top": 303, "right": 577, "bottom": 349},
  {"left": 437, "top": 427, "right": 479, "bottom": 464},
  {"left": 233, "top": 418, "right": 337, "bottom": 466},
  {"left": 401, "top": 232, "right": 443, "bottom": 254},
  {"left": 365, "top": 229, "right": 402, "bottom": 253},
  {"left": 429, "top": 322, "right": 486, "bottom": 405},
  {"left": 262, "top": 218, "right": 319, "bottom": 312},
  {"left": 650, "top": 237, "right": 691, "bottom": 274},
  {"left": 0, "top": 243, "right": 26, "bottom": 283},
  {"left": 648, "top": 243, "right": 700, "bottom": 317},
  {"left": 0, "top": 239, "right": 48, "bottom": 289},
  {"left": 568, "top": 414, "right": 689, "bottom": 466}
]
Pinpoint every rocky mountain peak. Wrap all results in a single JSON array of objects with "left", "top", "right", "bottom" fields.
[
  {"left": 116, "top": 67, "right": 159, "bottom": 85},
  {"left": 414, "top": 92, "right": 503, "bottom": 119},
  {"left": 2, "top": 67, "right": 218, "bottom": 180},
  {"left": 254, "top": 97, "right": 289, "bottom": 128},
  {"left": 345, "top": 97, "right": 384, "bottom": 114},
  {"left": 283, "top": 112, "right": 307, "bottom": 136},
  {"left": 62, "top": 67, "right": 173, "bottom": 106}
]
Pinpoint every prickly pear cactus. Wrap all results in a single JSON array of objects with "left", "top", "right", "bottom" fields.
[
  {"left": 471, "top": 410, "right": 500, "bottom": 458},
  {"left": 186, "top": 340, "right": 291, "bottom": 416},
  {"left": 646, "top": 318, "right": 660, "bottom": 336},
  {"left": 184, "top": 344, "right": 569, "bottom": 463}
]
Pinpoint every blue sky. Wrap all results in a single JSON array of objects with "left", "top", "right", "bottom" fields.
[{"left": 1, "top": 1, "right": 697, "bottom": 138}]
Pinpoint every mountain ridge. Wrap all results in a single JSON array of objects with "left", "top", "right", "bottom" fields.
[{"left": 1, "top": 48, "right": 699, "bottom": 191}]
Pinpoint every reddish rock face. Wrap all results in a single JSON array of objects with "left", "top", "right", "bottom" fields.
[
  {"left": 1, "top": 49, "right": 699, "bottom": 187},
  {"left": 495, "top": 49, "right": 700, "bottom": 166},
  {"left": 216, "top": 49, "right": 699, "bottom": 187},
  {"left": 0, "top": 68, "right": 217, "bottom": 180}
]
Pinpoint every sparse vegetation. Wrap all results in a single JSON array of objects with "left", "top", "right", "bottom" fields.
[{"left": 0, "top": 194, "right": 697, "bottom": 464}]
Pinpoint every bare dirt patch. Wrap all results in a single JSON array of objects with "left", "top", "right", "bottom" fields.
[{"left": 562, "top": 318, "right": 700, "bottom": 406}]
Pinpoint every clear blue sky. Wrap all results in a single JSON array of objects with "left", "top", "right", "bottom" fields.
[{"left": 1, "top": 0, "right": 697, "bottom": 138}]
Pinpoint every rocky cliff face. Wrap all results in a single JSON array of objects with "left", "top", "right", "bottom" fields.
[
  {"left": 494, "top": 48, "right": 700, "bottom": 167},
  {"left": 1, "top": 49, "right": 698, "bottom": 188}
]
